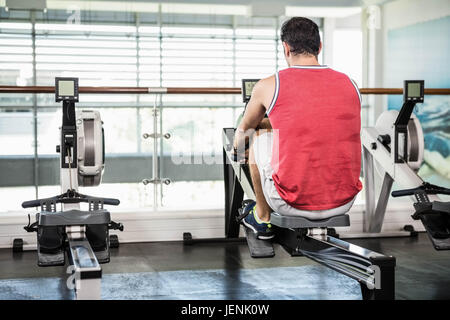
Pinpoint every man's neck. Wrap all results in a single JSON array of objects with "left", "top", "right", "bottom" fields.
[{"left": 288, "top": 54, "right": 320, "bottom": 67}]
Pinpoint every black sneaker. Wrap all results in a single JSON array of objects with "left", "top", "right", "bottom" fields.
[{"left": 240, "top": 201, "right": 274, "bottom": 240}]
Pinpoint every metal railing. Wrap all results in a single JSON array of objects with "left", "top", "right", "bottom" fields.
[
  {"left": 1, "top": 85, "right": 449, "bottom": 208},
  {"left": 1, "top": 85, "right": 450, "bottom": 95}
]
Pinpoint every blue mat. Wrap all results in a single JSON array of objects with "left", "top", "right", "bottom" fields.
[{"left": 0, "top": 265, "right": 361, "bottom": 300}]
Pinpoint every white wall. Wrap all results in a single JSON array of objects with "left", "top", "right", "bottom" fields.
[
  {"left": 381, "top": 0, "right": 450, "bottom": 89},
  {"left": 0, "top": 204, "right": 423, "bottom": 249},
  {"left": 361, "top": 0, "right": 449, "bottom": 132},
  {"left": 383, "top": 0, "right": 450, "bottom": 31},
  {"left": 323, "top": 13, "right": 363, "bottom": 85}
]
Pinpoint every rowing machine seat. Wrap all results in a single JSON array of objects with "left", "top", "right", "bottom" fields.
[
  {"left": 38, "top": 209, "right": 111, "bottom": 226},
  {"left": 271, "top": 212, "right": 350, "bottom": 228}
]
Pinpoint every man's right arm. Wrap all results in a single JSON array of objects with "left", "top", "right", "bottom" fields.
[{"left": 232, "top": 77, "right": 274, "bottom": 157}]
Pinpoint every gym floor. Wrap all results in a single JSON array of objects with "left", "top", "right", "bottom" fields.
[{"left": 0, "top": 233, "right": 449, "bottom": 300}]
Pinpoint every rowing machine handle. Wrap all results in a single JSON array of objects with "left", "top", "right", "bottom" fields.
[
  {"left": 22, "top": 199, "right": 45, "bottom": 208},
  {"left": 99, "top": 197, "right": 120, "bottom": 206},
  {"left": 22, "top": 196, "right": 120, "bottom": 208},
  {"left": 391, "top": 189, "right": 415, "bottom": 197},
  {"left": 65, "top": 196, "right": 120, "bottom": 206},
  {"left": 392, "top": 184, "right": 450, "bottom": 198}
]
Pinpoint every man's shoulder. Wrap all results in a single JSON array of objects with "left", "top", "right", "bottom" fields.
[
  {"left": 250, "top": 75, "right": 277, "bottom": 110},
  {"left": 253, "top": 75, "right": 276, "bottom": 95},
  {"left": 326, "top": 68, "right": 356, "bottom": 83},
  {"left": 257, "top": 74, "right": 276, "bottom": 87}
]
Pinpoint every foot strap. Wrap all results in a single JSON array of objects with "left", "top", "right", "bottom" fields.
[
  {"left": 24, "top": 214, "right": 38, "bottom": 232},
  {"left": 236, "top": 209, "right": 250, "bottom": 223},
  {"left": 235, "top": 200, "right": 255, "bottom": 223}
]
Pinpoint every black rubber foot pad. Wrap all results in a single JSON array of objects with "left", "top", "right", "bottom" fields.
[
  {"left": 95, "top": 248, "right": 110, "bottom": 264},
  {"left": 423, "top": 224, "right": 450, "bottom": 250},
  {"left": 430, "top": 238, "right": 450, "bottom": 250},
  {"left": 244, "top": 226, "right": 275, "bottom": 258},
  {"left": 37, "top": 251, "right": 65, "bottom": 267},
  {"left": 110, "top": 235, "right": 119, "bottom": 248},
  {"left": 419, "top": 216, "right": 450, "bottom": 250}
]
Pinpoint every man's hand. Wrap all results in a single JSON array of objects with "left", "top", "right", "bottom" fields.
[
  {"left": 231, "top": 132, "right": 250, "bottom": 163},
  {"left": 231, "top": 146, "right": 249, "bottom": 163}
]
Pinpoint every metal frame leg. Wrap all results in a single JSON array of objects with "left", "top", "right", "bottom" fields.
[
  {"left": 363, "top": 146, "right": 376, "bottom": 231},
  {"left": 224, "top": 148, "right": 244, "bottom": 238},
  {"left": 363, "top": 147, "right": 395, "bottom": 233},
  {"left": 366, "top": 173, "right": 394, "bottom": 233}
]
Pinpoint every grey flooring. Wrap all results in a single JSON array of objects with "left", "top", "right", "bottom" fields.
[{"left": 0, "top": 233, "right": 449, "bottom": 300}]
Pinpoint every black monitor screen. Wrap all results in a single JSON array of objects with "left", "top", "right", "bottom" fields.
[
  {"left": 403, "top": 80, "right": 424, "bottom": 103},
  {"left": 55, "top": 77, "right": 79, "bottom": 102},
  {"left": 407, "top": 82, "right": 421, "bottom": 98},
  {"left": 58, "top": 80, "right": 75, "bottom": 97},
  {"left": 242, "top": 79, "right": 259, "bottom": 103}
]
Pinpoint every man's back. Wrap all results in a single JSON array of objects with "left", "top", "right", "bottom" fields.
[{"left": 267, "top": 66, "right": 363, "bottom": 211}]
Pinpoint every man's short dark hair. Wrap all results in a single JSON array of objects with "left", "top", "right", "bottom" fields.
[{"left": 280, "top": 17, "right": 321, "bottom": 57}]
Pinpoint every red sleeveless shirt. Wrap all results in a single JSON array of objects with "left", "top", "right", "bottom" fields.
[{"left": 268, "top": 66, "right": 363, "bottom": 211}]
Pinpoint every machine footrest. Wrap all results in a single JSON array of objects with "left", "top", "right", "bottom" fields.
[
  {"left": 94, "top": 248, "right": 110, "bottom": 264},
  {"left": 420, "top": 216, "right": 450, "bottom": 250},
  {"left": 414, "top": 201, "right": 450, "bottom": 250},
  {"left": 244, "top": 226, "right": 275, "bottom": 258},
  {"left": 425, "top": 235, "right": 450, "bottom": 250},
  {"left": 38, "top": 250, "right": 65, "bottom": 267}
]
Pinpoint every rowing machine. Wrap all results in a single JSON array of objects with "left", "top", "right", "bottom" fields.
[
  {"left": 221, "top": 78, "right": 396, "bottom": 300},
  {"left": 362, "top": 80, "right": 450, "bottom": 249},
  {"left": 18, "top": 77, "right": 123, "bottom": 299}
]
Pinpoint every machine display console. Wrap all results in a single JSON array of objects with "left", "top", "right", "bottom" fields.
[
  {"left": 404, "top": 80, "right": 424, "bottom": 103},
  {"left": 56, "top": 77, "right": 79, "bottom": 102},
  {"left": 242, "top": 79, "right": 259, "bottom": 103}
]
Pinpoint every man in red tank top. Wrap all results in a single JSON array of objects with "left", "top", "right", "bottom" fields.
[{"left": 233, "top": 17, "right": 362, "bottom": 240}]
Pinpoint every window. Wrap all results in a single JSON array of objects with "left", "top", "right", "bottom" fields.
[
  {"left": 0, "top": 14, "right": 331, "bottom": 212},
  {"left": 332, "top": 29, "right": 362, "bottom": 86}
]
